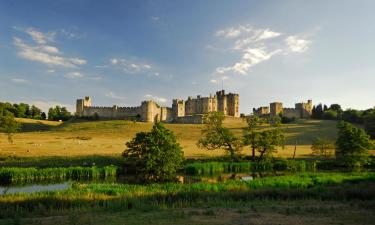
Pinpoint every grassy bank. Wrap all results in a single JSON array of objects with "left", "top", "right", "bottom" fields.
[
  {"left": 0, "top": 166, "right": 117, "bottom": 184},
  {"left": 0, "top": 172, "right": 374, "bottom": 218}
]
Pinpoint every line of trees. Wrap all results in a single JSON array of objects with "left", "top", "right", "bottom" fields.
[
  {"left": 47, "top": 106, "right": 72, "bottom": 121},
  {"left": 312, "top": 103, "right": 375, "bottom": 139},
  {"left": 0, "top": 102, "right": 46, "bottom": 120}
]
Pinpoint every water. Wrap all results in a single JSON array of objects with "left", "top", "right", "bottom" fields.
[{"left": 0, "top": 182, "right": 69, "bottom": 195}]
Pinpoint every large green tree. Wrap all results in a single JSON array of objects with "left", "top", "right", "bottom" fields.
[
  {"left": 243, "top": 115, "right": 262, "bottom": 161},
  {"left": 0, "top": 114, "right": 19, "bottom": 144},
  {"left": 123, "top": 123, "right": 184, "bottom": 183},
  {"left": 198, "top": 112, "right": 242, "bottom": 161},
  {"left": 255, "top": 128, "right": 285, "bottom": 161},
  {"left": 336, "top": 121, "right": 373, "bottom": 168}
]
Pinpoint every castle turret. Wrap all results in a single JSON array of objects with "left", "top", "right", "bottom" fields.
[
  {"left": 270, "top": 102, "right": 283, "bottom": 116},
  {"left": 172, "top": 99, "right": 185, "bottom": 118},
  {"left": 76, "top": 96, "right": 92, "bottom": 116}
]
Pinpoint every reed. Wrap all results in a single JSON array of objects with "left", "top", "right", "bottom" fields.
[
  {"left": 0, "top": 166, "right": 117, "bottom": 184},
  {"left": 184, "top": 160, "right": 316, "bottom": 175},
  {"left": 0, "top": 172, "right": 373, "bottom": 218}
]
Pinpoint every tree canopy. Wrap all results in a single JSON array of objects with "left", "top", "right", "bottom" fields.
[
  {"left": 198, "top": 112, "right": 242, "bottom": 161},
  {"left": 123, "top": 123, "right": 184, "bottom": 183},
  {"left": 336, "top": 121, "right": 373, "bottom": 168}
]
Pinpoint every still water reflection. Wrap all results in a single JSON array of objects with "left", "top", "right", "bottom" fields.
[{"left": 0, "top": 182, "right": 69, "bottom": 195}]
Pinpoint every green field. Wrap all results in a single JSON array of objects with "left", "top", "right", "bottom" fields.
[{"left": 0, "top": 118, "right": 341, "bottom": 159}]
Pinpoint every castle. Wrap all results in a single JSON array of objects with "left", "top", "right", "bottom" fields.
[
  {"left": 76, "top": 90, "right": 239, "bottom": 123},
  {"left": 253, "top": 100, "right": 312, "bottom": 119}
]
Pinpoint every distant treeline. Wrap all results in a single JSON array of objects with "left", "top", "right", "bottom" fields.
[
  {"left": 0, "top": 102, "right": 73, "bottom": 121},
  {"left": 312, "top": 103, "right": 375, "bottom": 138},
  {"left": 0, "top": 102, "right": 46, "bottom": 119}
]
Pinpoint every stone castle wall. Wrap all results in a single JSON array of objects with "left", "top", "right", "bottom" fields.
[
  {"left": 254, "top": 100, "right": 312, "bottom": 119},
  {"left": 76, "top": 90, "right": 240, "bottom": 123}
]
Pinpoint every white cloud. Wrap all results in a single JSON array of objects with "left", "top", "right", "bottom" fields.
[
  {"left": 11, "top": 78, "right": 29, "bottom": 84},
  {"left": 105, "top": 91, "right": 126, "bottom": 100},
  {"left": 47, "top": 69, "right": 55, "bottom": 73},
  {"left": 216, "top": 27, "right": 242, "bottom": 39},
  {"left": 151, "top": 16, "right": 160, "bottom": 21},
  {"left": 286, "top": 36, "right": 311, "bottom": 53},
  {"left": 13, "top": 27, "right": 87, "bottom": 69},
  {"left": 13, "top": 37, "right": 86, "bottom": 68},
  {"left": 111, "top": 58, "right": 118, "bottom": 65},
  {"left": 109, "top": 57, "right": 155, "bottom": 74},
  {"left": 210, "top": 79, "right": 218, "bottom": 83},
  {"left": 25, "top": 27, "right": 56, "bottom": 44},
  {"left": 217, "top": 48, "right": 281, "bottom": 75},
  {"left": 213, "top": 24, "right": 312, "bottom": 75},
  {"left": 145, "top": 94, "right": 167, "bottom": 104},
  {"left": 64, "top": 71, "right": 83, "bottom": 79}
]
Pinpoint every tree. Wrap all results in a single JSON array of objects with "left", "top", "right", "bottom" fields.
[
  {"left": 255, "top": 128, "right": 285, "bottom": 161},
  {"left": 41, "top": 112, "right": 47, "bottom": 120},
  {"left": 48, "top": 106, "right": 72, "bottom": 121},
  {"left": 198, "top": 112, "right": 242, "bottom": 161},
  {"left": 0, "top": 114, "right": 19, "bottom": 144},
  {"left": 311, "top": 137, "right": 335, "bottom": 158},
  {"left": 329, "top": 104, "right": 342, "bottom": 112},
  {"left": 342, "top": 109, "right": 363, "bottom": 124},
  {"left": 243, "top": 115, "right": 262, "bottom": 161},
  {"left": 313, "top": 104, "right": 324, "bottom": 119},
  {"left": 30, "top": 105, "right": 42, "bottom": 119},
  {"left": 363, "top": 109, "right": 375, "bottom": 139},
  {"left": 123, "top": 123, "right": 184, "bottom": 183},
  {"left": 322, "top": 110, "right": 338, "bottom": 120},
  {"left": 336, "top": 121, "right": 373, "bottom": 168}
]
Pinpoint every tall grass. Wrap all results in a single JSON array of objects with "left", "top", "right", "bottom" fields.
[
  {"left": 184, "top": 160, "right": 316, "bottom": 175},
  {"left": 0, "top": 172, "right": 374, "bottom": 218},
  {"left": 0, "top": 166, "right": 117, "bottom": 184}
]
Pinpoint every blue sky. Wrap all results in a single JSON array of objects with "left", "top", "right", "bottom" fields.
[{"left": 0, "top": 0, "right": 374, "bottom": 113}]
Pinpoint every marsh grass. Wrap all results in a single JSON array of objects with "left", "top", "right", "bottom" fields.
[
  {"left": 0, "top": 166, "right": 117, "bottom": 184},
  {"left": 0, "top": 172, "right": 373, "bottom": 218},
  {"left": 184, "top": 160, "right": 317, "bottom": 175}
]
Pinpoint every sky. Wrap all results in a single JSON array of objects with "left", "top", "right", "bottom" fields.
[{"left": 0, "top": 0, "right": 374, "bottom": 114}]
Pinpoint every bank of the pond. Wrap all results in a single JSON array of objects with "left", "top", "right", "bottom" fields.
[
  {"left": 0, "top": 172, "right": 374, "bottom": 218},
  {"left": 0, "top": 166, "right": 117, "bottom": 184}
]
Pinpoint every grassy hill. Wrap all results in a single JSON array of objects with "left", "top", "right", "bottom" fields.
[{"left": 0, "top": 118, "right": 341, "bottom": 158}]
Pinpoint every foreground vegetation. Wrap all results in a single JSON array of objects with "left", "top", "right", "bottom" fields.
[
  {"left": 0, "top": 166, "right": 117, "bottom": 184},
  {"left": 0, "top": 172, "right": 373, "bottom": 219}
]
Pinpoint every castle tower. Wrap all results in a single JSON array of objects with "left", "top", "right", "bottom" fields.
[
  {"left": 141, "top": 100, "right": 160, "bottom": 122},
  {"left": 76, "top": 96, "right": 92, "bottom": 116},
  {"left": 172, "top": 99, "right": 185, "bottom": 118},
  {"left": 270, "top": 102, "right": 283, "bottom": 116},
  {"left": 216, "top": 90, "right": 227, "bottom": 115},
  {"left": 227, "top": 93, "right": 239, "bottom": 117}
]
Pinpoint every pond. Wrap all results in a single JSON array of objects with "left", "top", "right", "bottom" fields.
[{"left": 0, "top": 182, "right": 69, "bottom": 195}]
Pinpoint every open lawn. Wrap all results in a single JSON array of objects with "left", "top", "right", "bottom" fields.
[{"left": 0, "top": 117, "right": 362, "bottom": 158}]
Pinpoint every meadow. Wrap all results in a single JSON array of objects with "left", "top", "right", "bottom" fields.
[{"left": 0, "top": 118, "right": 340, "bottom": 159}]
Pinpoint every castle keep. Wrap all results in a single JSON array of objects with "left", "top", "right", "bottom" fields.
[
  {"left": 253, "top": 100, "right": 312, "bottom": 119},
  {"left": 76, "top": 90, "right": 239, "bottom": 123}
]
